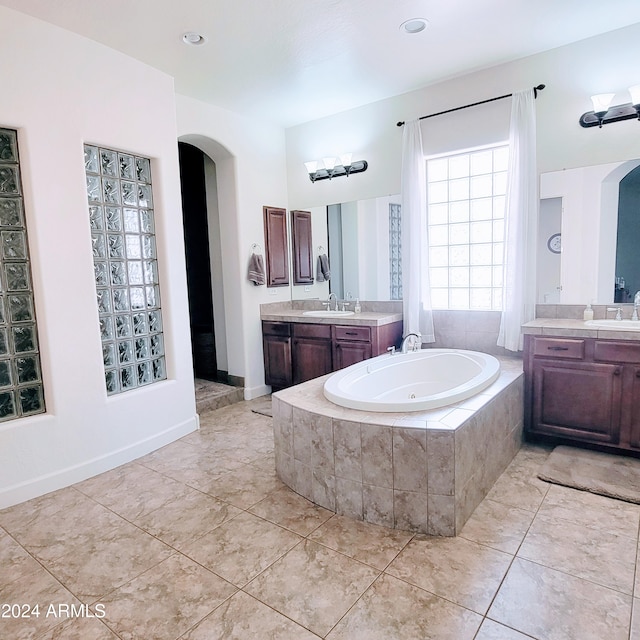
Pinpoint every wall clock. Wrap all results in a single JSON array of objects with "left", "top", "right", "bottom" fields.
[{"left": 547, "top": 233, "right": 561, "bottom": 254}]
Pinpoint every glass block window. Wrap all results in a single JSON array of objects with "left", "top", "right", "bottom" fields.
[
  {"left": 427, "top": 144, "right": 508, "bottom": 310},
  {"left": 84, "top": 145, "right": 166, "bottom": 395},
  {"left": 0, "top": 128, "right": 46, "bottom": 421},
  {"left": 389, "top": 203, "right": 402, "bottom": 300}
]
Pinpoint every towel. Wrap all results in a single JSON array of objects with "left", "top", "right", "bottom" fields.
[
  {"left": 248, "top": 252, "right": 266, "bottom": 286},
  {"left": 317, "top": 254, "right": 330, "bottom": 282}
]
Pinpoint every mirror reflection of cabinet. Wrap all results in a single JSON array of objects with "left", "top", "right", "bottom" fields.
[
  {"left": 291, "top": 209, "right": 314, "bottom": 285},
  {"left": 263, "top": 206, "right": 289, "bottom": 287}
]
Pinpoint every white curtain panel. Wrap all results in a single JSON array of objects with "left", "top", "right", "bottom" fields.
[
  {"left": 401, "top": 119, "right": 435, "bottom": 343},
  {"left": 498, "top": 89, "right": 538, "bottom": 351}
]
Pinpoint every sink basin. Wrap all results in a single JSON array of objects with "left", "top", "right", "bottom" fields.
[
  {"left": 585, "top": 319, "right": 640, "bottom": 331},
  {"left": 302, "top": 310, "right": 355, "bottom": 318}
]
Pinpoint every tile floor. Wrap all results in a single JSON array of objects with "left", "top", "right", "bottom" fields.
[{"left": 1, "top": 398, "right": 640, "bottom": 639}]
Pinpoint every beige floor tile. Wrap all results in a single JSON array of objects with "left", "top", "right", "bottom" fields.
[
  {"left": 0, "top": 489, "right": 135, "bottom": 564},
  {"left": 138, "top": 440, "right": 246, "bottom": 490},
  {"left": 631, "top": 598, "right": 640, "bottom": 640},
  {"left": 134, "top": 488, "right": 242, "bottom": 549},
  {"left": 180, "top": 511, "right": 302, "bottom": 587},
  {"left": 326, "top": 573, "right": 482, "bottom": 639},
  {"left": 518, "top": 513, "right": 636, "bottom": 594},
  {"left": 38, "top": 617, "right": 120, "bottom": 640},
  {"left": 0, "top": 528, "right": 42, "bottom": 586},
  {"left": 245, "top": 539, "right": 379, "bottom": 637},
  {"left": 485, "top": 464, "right": 550, "bottom": 512},
  {"left": 204, "top": 464, "right": 283, "bottom": 508},
  {"left": 248, "top": 485, "right": 333, "bottom": 535},
  {"left": 308, "top": 514, "right": 413, "bottom": 570},
  {"left": 0, "top": 566, "right": 80, "bottom": 640},
  {"left": 44, "top": 516, "right": 173, "bottom": 602},
  {"left": 537, "top": 484, "right": 640, "bottom": 539},
  {"left": 386, "top": 535, "right": 512, "bottom": 614},
  {"left": 489, "top": 557, "right": 632, "bottom": 640},
  {"left": 460, "top": 498, "right": 535, "bottom": 554},
  {"left": 99, "top": 553, "right": 236, "bottom": 640},
  {"left": 475, "top": 618, "right": 535, "bottom": 639},
  {"left": 182, "top": 591, "right": 321, "bottom": 639},
  {"left": 74, "top": 462, "right": 194, "bottom": 521}
]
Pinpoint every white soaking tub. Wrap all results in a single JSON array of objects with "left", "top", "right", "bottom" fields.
[{"left": 323, "top": 348, "right": 501, "bottom": 412}]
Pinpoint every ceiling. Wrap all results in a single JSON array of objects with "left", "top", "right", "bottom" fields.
[{"left": 3, "top": 0, "right": 640, "bottom": 127}]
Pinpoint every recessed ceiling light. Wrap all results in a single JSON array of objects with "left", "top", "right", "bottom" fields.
[
  {"left": 400, "top": 18, "right": 429, "bottom": 34},
  {"left": 182, "top": 32, "right": 206, "bottom": 46}
]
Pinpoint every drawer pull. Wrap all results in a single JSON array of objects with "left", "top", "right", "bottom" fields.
[
  {"left": 345, "top": 331, "right": 358, "bottom": 336},
  {"left": 547, "top": 346, "right": 569, "bottom": 351},
  {"left": 636, "top": 370, "right": 640, "bottom": 378},
  {"left": 614, "top": 367, "right": 621, "bottom": 376}
]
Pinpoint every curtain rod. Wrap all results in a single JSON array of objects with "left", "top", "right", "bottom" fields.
[{"left": 396, "top": 84, "right": 545, "bottom": 127}]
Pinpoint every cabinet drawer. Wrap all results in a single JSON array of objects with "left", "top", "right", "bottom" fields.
[
  {"left": 531, "top": 337, "right": 584, "bottom": 359},
  {"left": 293, "top": 323, "right": 331, "bottom": 339},
  {"left": 594, "top": 341, "right": 640, "bottom": 364},
  {"left": 333, "top": 325, "right": 371, "bottom": 342},
  {"left": 262, "top": 321, "right": 290, "bottom": 337}
]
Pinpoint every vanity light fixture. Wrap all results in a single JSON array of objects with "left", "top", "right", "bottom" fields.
[
  {"left": 579, "top": 86, "right": 640, "bottom": 128},
  {"left": 304, "top": 153, "right": 368, "bottom": 183}
]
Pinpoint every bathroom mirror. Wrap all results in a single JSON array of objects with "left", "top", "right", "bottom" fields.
[
  {"left": 539, "top": 158, "right": 640, "bottom": 305},
  {"left": 291, "top": 194, "right": 401, "bottom": 301}
]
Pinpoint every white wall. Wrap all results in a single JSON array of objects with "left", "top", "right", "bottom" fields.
[
  {"left": 286, "top": 22, "right": 640, "bottom": 212},
  {"left": 175, "top": 95, "right": 289, "bottom": 399},
  {"left": 0, "top": 7, "right": 198, "bottom": 507}
]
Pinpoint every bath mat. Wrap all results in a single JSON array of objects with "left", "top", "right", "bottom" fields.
[
  {"left": 538, "top": 445, "right": 640, "bottom": 504},
  {"left": 250, "top": 397, "right": 272, "bottom": 417}
]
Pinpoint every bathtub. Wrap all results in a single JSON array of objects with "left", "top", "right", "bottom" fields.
[{"left": 323, "top": 348, "right": 501, "bottom": 412}]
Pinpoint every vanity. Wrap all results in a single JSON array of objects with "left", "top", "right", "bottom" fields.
[
  {"left": 523, "top": 317, "right": 640, "bottom": 455},
  {"left": 261, "top": 302, "right": 403, "bottom": 389}
]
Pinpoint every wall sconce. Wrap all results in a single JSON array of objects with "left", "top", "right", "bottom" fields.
[
  {"left": 304, "top": 153, "right": 368, "bottom": 182},
  {"left": 579, "top": 86, "right": 640, "bottom": 128}
]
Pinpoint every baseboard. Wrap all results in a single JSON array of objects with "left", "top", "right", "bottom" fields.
[
  {"left": 244, "top": 384, "right": 271, "bottom": 400},
  {"left": 0, "top": 415, "right": 198, "bottom": 510}
]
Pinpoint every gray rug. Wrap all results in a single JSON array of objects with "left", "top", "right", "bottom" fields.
[
  {"left": 538, "top": 445, "right": 640, "bottom": 504},
  {"left": 250, "top": 397, "right": 272, "bottom": 417}
]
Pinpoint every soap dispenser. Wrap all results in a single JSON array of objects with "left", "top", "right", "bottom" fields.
[
  {"left": 583, "top": 302, "right": 594, "bottom": 321},
  {"left": 354, "top": 298, "right": 361, "bottom": 313}
]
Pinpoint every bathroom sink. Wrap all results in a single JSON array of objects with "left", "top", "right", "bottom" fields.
[
  {"left": 302, "top": 310, "right": 355, "bottom": 317},
  {"left": 585, "top": 319, "right": 640, "bottom": 331}
]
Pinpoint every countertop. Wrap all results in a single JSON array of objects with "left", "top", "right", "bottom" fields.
[
  {"left": 522, "top": 318, "right": 640, "bottom": 341},
  {"left": 260, "top": 308, "right": 403, "bottom": 327}
]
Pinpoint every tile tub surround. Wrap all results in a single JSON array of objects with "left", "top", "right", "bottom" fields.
[{"left": 273, "top": 357, "right": 524, "bottom": 536}]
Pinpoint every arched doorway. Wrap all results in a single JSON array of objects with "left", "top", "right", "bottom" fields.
[{"left": 178, "top": 141, "right": 218, "bottom": 379}]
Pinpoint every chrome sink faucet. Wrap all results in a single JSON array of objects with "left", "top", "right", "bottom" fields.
[{"left": 325, "top": 292, "right": 338, "bottom": 311}]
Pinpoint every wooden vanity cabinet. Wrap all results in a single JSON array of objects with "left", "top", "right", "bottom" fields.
[
  {"left": 524, "top": 334, "right": 640, "bottom": 454},
  {"left": 262, "top": 320, "right": 402, "bottom": 389}
]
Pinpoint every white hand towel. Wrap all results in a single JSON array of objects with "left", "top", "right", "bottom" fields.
[
  {"left": 248, "top": 252, "right": 266, "bottom": 285},
  {"left": 317, "top": 254, "right": 330, "bottom": 281}
]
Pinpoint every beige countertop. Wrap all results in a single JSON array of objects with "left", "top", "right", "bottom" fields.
[
  {"left": 522, "top": 318, "right": 640, "bottom": 341},
  {"left": 260, "top": 308, "right": 403, "bottom": 327}
]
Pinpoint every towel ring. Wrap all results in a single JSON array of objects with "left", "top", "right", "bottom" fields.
[
  {"left": 318, "top": 245, "right": 325, "bottom": 254},
  {"left": 251, "top": 243, "right": 262, "bottom": 254}
]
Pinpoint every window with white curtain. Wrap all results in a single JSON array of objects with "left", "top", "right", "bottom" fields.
[{"left": 426, "top": 144, "right": 508, "bottom": 310}]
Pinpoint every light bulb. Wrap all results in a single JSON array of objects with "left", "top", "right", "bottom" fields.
[
  {"left": 590, "top": 93, "right": 615, "bottom": 114},
  {"left": 304, "top": 161, "right": 318, "bottom": 174},
  {"left": 322, "top": 157, "right": 337, "bottom": 171},
  {"left": 628, "top": 85, "right": 640, "bottom": 107}
]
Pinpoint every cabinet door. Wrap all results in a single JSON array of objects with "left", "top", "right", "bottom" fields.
[
  {"left": 627, "top": 367, "right": 640, "bottom": 449},
  {"left": 292, "top": 338, "right": 333, "bottom": 384},
  {"left": 530, "top": 359, "right": 622, "bottom": 444},
  {"left": 263, "top": 335, "right": 292, "bottom": 388},
  {"left": 333, "top": 341, "right": 372, "bottom": 370},
  {"left": 263, "top": 206, "right": 289, "bottom": 287},
  {"left": 291, "top": 210, "right": 314, "bottom": 285}
]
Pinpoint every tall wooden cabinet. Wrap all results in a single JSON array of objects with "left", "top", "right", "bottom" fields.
[
  {"left": 263, "top": 206, "right": 289, "bottom": 287},
  {"left": 524, "top": 334, "right": 640, "bottom": 454}
]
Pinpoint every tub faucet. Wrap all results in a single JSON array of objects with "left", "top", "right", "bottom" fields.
[{"left": 401, "top": 333, "right": 421, "bottom": 353}]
